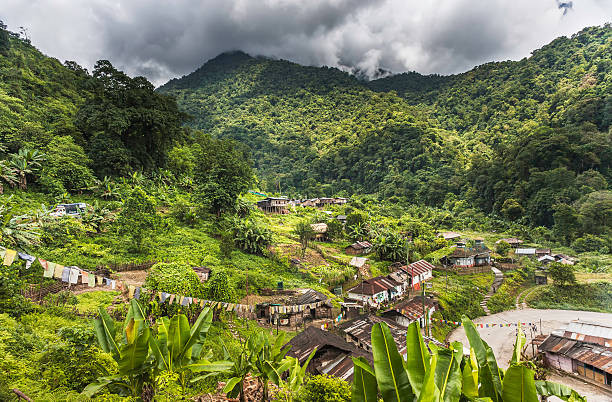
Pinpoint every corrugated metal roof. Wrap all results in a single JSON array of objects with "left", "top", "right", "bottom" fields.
[
  {"left": 539, "top": 334, "right": 612, "bottom": 374},
  {"left": 398, "top": 260, "right": 435, "bottom": 277},
  {"left": 383, "top": 297, "right": 435, "bottom": 321},
  {"left": 348, "top": 241, "right": 372, "bottom": 250},
  {"left": 349, "top": 257, "right": 368, "bottom": 268},
  {"left": 515, "top": 248, "right": 536, "bottom": 255},
  {"left": 347, "top": 276, "right": 402, "bottom": 295},
  {"left": 310, "top": 223, "right": 328, "bottom": 233},
  {"left": 438, "top": 232, "right": 462, "bottom": 240},
  {"left": 339, "top": 315, "right": 407, "bottom": 355},
  {"left": 564, "top": 321, "right": 612, "bottom": 347},
  {"left": 496, "top": 238, "right": 523, "bottom": 245},
  {"left": 286, "top": 326, "right": 372, "bottom": 381}
]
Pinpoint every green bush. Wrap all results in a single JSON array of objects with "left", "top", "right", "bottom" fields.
[
  {"left": 571, "top": 234, "right": 609, "bottom": 252},
  {"left": 39, "top": 136, "right": 96, "bottom": 194},
  {"left": 144, "top": 262, "right": 205, "bottom": 298},
  {"left": 40, "top": 216, "right": 91, "bottom": 247},
  {"left": 297, "top": 374, "right": 351, "bottom": 402}
]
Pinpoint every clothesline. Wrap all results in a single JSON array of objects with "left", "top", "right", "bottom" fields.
[
  {"left": 432, "top": 318, "right": 536, "bottom": 327},
  {"left": 1, "top": 246, "right": 330, "bottom": 313}
]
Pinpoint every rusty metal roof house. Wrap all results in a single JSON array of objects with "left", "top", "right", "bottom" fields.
[
  {"left": 539, "top": 321, "right": 612, "bottom": 388},
  {"left": 381, "top": 296, "right": 436, "bottom": 328},
  {"left": 339, "top": 315, "right": 408, "bottom": 356},
  {"left": 191, "top": 266, "right": 211, "bottom": 283},
  {"left": 495, "top": 238, "right": 524, "bottom": 247},
  {"left": 438, "top": 231, "right": 462, "bottom": 241},
  {"left": 286, "top": 326, "right": 372, "bottom": 381},
  {"left": 345, "top": 241, "right": 372, "bottom": 255},
  {"left": 346, "top": 276, "right": 402, "bottom": 296}
]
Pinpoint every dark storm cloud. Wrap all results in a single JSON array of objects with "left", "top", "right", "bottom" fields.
[{"left": 2, "top": 0, "right": 611, "bottom": 85}]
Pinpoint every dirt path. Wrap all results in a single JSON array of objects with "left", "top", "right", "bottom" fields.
[
  {"left": 448, "top": 309, "right": 612, "bottom": 401},
  {"left": 515, "top": 285, "right": 540, "bottom": 309}
]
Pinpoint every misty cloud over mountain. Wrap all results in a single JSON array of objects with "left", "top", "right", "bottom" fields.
[{"left": 2, "top": 0, "right": 610, "bottom": 85}]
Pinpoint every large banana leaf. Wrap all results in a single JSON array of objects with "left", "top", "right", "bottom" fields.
[
  {"left": 462, "top": 316, "right": 503, "bottom": 401},
  {"left": 351, "top": 357, "right": 378, "bottom": 402},
  {"left": 461, "top": 348, "right": 479, "bottom": 399},
  {"left": 150, "top": 317, "right": 171, "bottom": 371},
  {"left": 118, "top": 326, "right": 151, "bottom": 375},
  {"left": 510, "top": 325, "right": 526, "bottom": 365},
  {"left": 371, "top": 322, "right": 414, "bottom": 402},
  {"left": 82, "top": 375, "right": 131, "bottom": 397},
  {"left": 501, "top": 364, "right": 538, "bottom": 402},
  {"left": 433, "top": 343, "right": 463, "bottom": 402},
  {"left": 534, "top": 381, "right": 586, "bottom": 402},
  {"left": 416, "top": 351, "right": 440, "bottom": 402},
  {"left": 404, "top": 321, "right": 430, "bottom": 396},
  {"left": 177, "top": 307, "right": 212, "bottom": 363},
  {"left": 167, "top": 314, "right": 191, "bottom": 370},
  {"left": 94, "top": 306, "right": 120, "bottom": 359}
]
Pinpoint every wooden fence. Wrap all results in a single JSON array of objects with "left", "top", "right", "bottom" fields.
[
  {"left": 435, "top": 265, "right": 492, "bottom": 275},
  {"left": 95, "top": 260, "right": 158, "bottom": 273}
]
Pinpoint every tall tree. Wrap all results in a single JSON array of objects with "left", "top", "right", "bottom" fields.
[{"left": 76, "top": 60, "right": 187, "bottom": 176}]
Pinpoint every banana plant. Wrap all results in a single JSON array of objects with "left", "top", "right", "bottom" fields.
[
  {"left": 249, "top": 331, "right": 292, "bottom": 400},
  {"left": 149, "top": 307, "right": 214, "bottom": 392},
  {"left": 350, "top": 317, "right": 586, "bottom": 402},
  {"left": 85, "top": 299, "right": 153, "bottom": 398},
  {"left": 190, "top": 330, "right": 293, "bottom": 402},
  {"left": 277, "top": 349, "right": 317, "bottom": 402}
]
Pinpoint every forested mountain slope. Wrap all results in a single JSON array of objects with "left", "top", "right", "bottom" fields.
[
  {"left": 159, "top": 51, "right": 465, "bottom": 201},
  {"left": 0, "top": 24, "right": 87, "bottom": 150},
  {"left": 159, "top": 25, "right": 611, "bottom": 239},
  {"left": 369, "top": 25, "right": 611, "bottom": 142}
]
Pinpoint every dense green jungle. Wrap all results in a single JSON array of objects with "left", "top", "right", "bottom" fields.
[{"left": 0, "top": 20, "right": 610, "bottom": 401}]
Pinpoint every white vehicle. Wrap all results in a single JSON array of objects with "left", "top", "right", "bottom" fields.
[{"left": 50, "top": 203, "right": 87, "bottom": 218}]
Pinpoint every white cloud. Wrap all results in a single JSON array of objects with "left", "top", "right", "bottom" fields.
[{"left": 2, "top": 0, "right": 610, "bottom": 85}]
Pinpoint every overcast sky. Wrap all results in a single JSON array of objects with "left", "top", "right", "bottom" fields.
[{"left": 2, "top": 1, "right": 611, "bottom": 86}]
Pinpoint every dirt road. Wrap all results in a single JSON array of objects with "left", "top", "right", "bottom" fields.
[{"left": 447, "top": 308, "right": 612, "bottom": 401}]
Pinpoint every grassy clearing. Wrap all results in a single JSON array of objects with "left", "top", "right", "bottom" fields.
[
  {"left": 487, "top": 268, "right": 532, "bottom": 314},
  {"left": 525, "top": 282, "right": 612, "bottom": 312},
  {"left": 75, "top": 291, "right": 120, "bottom": 314},
  {"left": 430, "top": 270, "right": 493, "bottom": 322}
]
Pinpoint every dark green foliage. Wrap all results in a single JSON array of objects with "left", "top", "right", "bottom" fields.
[
  {"left": 144, "top": 262, "right": 205, "bottom": 298},
  {"left": 203, "top": 270, "right": 236, "bottom": 302},
  {"left": 117, "top": 186, "right": 162, "bottom": 251},
  {"left": 232, "top": 218, "right": 272, "bottom": 255},
  {"left": 191, "top": 133, "right": 254, "bottom": 216},
  {"left": 39, "top": 135, "right": 96, "bottom": 194},
  {"left": 76, "top": 60, "right": 187, "bottom": 175},
  {"left": 495, "top": 240, "right": 511, "bottom": 256},
  {"left": 548, "top": 262, "right": 576, "bottom": 286},
  {"left": 297, "top": 374, "right": 351, "bottom": 402},
  {"left": 159, "top": 25, "right": 611, "bottom": 243},
  {"left": 571, "top": 234, "right": 610, "bottom": 252},
  {"left": 39, "top": 325, "right": 108, "bottom": 392}
]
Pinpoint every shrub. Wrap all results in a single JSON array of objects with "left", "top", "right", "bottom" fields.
[
  {"left": 297, "top": 375, "right": 351, "bottom": 402},
  {"left": 40, "top": 216, "right": 90, "bottom": 247},
  {"left": 232, "top": 218, "right": 272, "bottom": 255},
  {"left": 144, "top": 262, "right": 205, "bottom": 298},
  {"left": 571, "top": 234, "right": 609, "bottom": 253},
  {"left": 203, "top": 270, "right": 236, "bottom": 302},
  {"left": 39, "top": 136, "right": 96, "bottom": 194},
  {"left": 117, "top": 186, "right": 162, "bottom": 251}
]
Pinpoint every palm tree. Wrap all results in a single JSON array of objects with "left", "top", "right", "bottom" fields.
[
  {"left": 9, "top": 148, "right": 45, "bottom": 190},
  {"left": 0, "top": 160, "right": 17, "bottom": 194}
]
